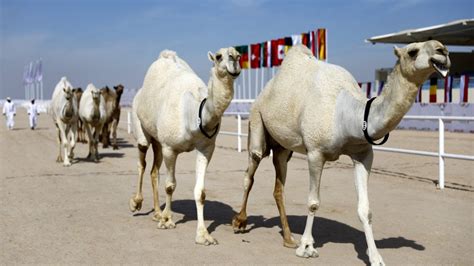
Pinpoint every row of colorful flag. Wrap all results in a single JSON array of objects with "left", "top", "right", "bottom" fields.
[
  {"left": 234, "top": 28, "right": 326, "bottom": 69},
  {"left": 358, "top": 74, "right": 474, "bottom": 103},
  {"left": 421, "top": 75, "right": 474, "bottom": 103},
  {"left": 23, "top": 59, "right": 43, "bottom": 84}
]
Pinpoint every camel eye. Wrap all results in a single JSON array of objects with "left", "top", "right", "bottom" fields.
[
  {"left": 215, "top": 54, "right": 222, "bottom": 61},
  {"left": 408, "top": 49, "right": 418, "bottom": 58}
]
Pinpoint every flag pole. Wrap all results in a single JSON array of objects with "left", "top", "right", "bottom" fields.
[
  {"left": 326, "top": 29, "right": 328, "bottom": 62},
  {"left": 255, "top": 68, "right": 258, "bottom": 99},
  {"left": 248, "top": 45, "right": 251, "bottom": 99},
  {"left": 261, "top": 63, "right": 264, "bottom": 94},
  {"left": 242, "top": 69, "right": 246, "bottom": 99}
]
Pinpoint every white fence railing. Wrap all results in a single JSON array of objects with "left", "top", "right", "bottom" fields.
[
  {"left": 125, "top": 103, "right": 473, "bottom": 190},
  {"left": 220, "top": 112, "right": 474, "bottom": 190}
]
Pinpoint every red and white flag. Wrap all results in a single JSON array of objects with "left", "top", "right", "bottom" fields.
[{"left": 250, "top": 43, "right": 261, "bottom": 69}]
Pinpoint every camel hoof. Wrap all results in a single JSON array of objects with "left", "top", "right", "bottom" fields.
[
  {"left": 113, "top": 146, "right": 118, "bottom": 150},
  {"left": 157, "top": 220, "right": 176, "bottom": 229},
  {"left": 152, "top": 212, "right": 161, "bottom": 221},
  {"left": 283, "top": 237, "right": 299, "bottom": 249},
  {"left": 232, "top": 214, "right": 247, "bottom": 233},
  {"left": 296, "top": 244, "right": 319, "bottom": 258},
  {"left": 129, "top": 197, "right": 142, "bottom": 212},
  {"left": 56, "top": 156, "right": 63, "bottom": 163},
  {"left": 63, "top": 161, "right": 71, "bottom": 167},
  {"left": 368, "top": 251, "right": 385, "bottom": 266},
  {"left": 195, "top": 234, "right": 218, "bottom": 246}
]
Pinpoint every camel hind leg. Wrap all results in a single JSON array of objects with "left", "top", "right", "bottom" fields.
[
  {"left": 129, "top": 143, "right": 148, "bottom": 212},
  {"left": 157, "top": 146, "right": 178, "bottom": 229},
  {"left": 150, "top": 139, "right": 163, "bottom": 221},
  {"left": 272, "top": 145, "right": 298, "bottom": 248},
  {"left": 232, "top": 111, "right": 270, "bottom": 232},
  {"left": 129, "top": 111, "right": 150, "bottom": 213}
]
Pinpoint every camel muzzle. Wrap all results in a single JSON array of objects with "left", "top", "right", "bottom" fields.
[{"left": 431, "top": 58, "right": 450, "bottom": 78}]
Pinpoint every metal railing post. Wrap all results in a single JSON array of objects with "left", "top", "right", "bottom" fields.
[
  {"left": 438, "top": 118, "right": 445, "bottom": 189},
  {"left": 237, "top": 114, "right": 242, "bottom": 152}
]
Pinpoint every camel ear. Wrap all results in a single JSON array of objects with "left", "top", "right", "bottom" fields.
[
  {"left": 208, "top": 51, "right": 215, "bottom": 62},
  {"left": 393, "top": 46, "right": 402, "bottom": 58}
]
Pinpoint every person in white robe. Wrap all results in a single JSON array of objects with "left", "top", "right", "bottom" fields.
[
  {"left": 2, "top": 97, "right": 16, "bottom": 130},
  {"left": 28, "top": 99, "right": 40, "bottom": 130}
]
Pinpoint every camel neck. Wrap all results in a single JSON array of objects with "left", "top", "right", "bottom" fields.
[
  {"left": 366, "top": 63, "right": 421, "bottom": 139},
  {"left": 62, "top": 98, "right": 74, "bottom": 120},
  {"left": 92, "top": 99, "right": 100, "bottom": 120},
  {"left": 201, "top": 68, "right": 234, "bottom": 131}
]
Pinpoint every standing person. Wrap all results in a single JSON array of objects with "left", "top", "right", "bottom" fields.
[
  {"left": 27, "top": 99, "right": 40, "bottom": 130},
  {"left": 2, "top": 97, "right": 16, "bottom": 130}
]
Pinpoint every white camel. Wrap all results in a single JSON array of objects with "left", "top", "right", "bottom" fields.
[
  {"left": 79, "top": 83, "right": 106, "bottom": 161},
  {"left": 50, "top": 77, "right": 78, "bottom": 166},
  {"left": 232, "top": 41, "right": 450, "bottom": 264},
  {"left": 129, "top": 48, "right": 240, "bottom": 245}
]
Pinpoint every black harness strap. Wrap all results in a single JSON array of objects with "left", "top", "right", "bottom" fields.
[
  {"left": 363, "top": 97, "right": 389, "bottom": 145},
  {"left": 198, "top": 98, "right": 219, "bottom": 139}
]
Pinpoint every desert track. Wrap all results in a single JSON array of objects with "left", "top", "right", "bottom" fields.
[{"left": 1, "top": 109, "right": 472, "bottom": 264}]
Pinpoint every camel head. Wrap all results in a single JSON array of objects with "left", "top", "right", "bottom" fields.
[
  {"left": 394, "top": 40, "right": 450, "bottom": 84},
  {"left": 113, "top": 84, "right": 124, "bottom": 96},
  {"left": 208, "top": 47, "right": 241, "bottom": 80},
  {"left": 62, "top": 86, "right": 74, "bottom": 101},
  {"left": 91, "top": 87, "right": 101, "bottom": 104}
]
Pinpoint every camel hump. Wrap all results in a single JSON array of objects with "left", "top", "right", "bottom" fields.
[{"left": 159, "top": 50, "right": 178, "bottom": 61}]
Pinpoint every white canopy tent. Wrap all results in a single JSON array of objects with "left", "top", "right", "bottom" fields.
[{"left": 366, "top": 19, "right": 474, "bottom": 46}]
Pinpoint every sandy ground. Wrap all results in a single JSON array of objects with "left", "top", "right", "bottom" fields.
[{"left": 1, "top": 109, "right": 473, "bottom": 265}]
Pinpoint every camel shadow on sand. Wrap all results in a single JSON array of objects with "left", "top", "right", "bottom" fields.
[
  {"left": 74, "top": 152, "right": 125, "bottom": 163},
  {"left": 146, "top": 199, "right": 424, "bottom": 265},
  {"left": 100, "top": 138, "right": 134, "bottom": 149}
]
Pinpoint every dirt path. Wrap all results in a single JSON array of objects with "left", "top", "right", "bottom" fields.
[{"left": 1, "top": 110, "right": 473, "bottom": 264}]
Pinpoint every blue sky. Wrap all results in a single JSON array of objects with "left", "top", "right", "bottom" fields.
[{"left": 0, "top": 0, "right": 472, "bottom": 99}]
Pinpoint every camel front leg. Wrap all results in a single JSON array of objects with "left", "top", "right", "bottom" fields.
[
  {"left": 84, "top": 123, "right": 94, "bottom": 160},
  {"left": 112, "top": 118, "right": 119, "bottom": 150},
  {"left": 194, "top": 144, "right": 217, "bottom": 245},
  {"left": 129, "top": 144, "right": 148, "bottom": 212},
  {"left": 296, "top": 150, "right": 325, "bottom": 258},
  {"left": 55, "top": 124, "right": 63, "bottom": 163},
  {"left": 272, "top": 147, "right": 297, "bottom": 248},
  {"left": 351, "top": 149, "right": 385, "bottom": 266},
  {"left": 68, "top": 121, "right": 77, "bottom": 160},
  {"left": 57, "top": 122, "right": 71, "bottom": 166},
  {"left": 157, "top": 146, "right": 177, "bottom": 229},
  {"left": 93, "top": 125, "right": 102, "bottom": 161}
]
